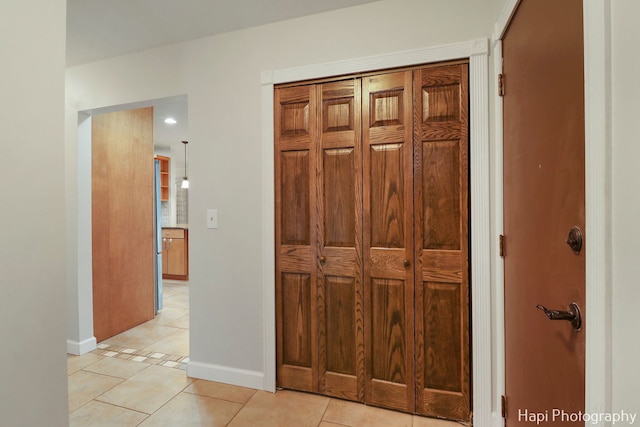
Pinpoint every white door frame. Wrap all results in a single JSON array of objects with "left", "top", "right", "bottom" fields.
[
  {"left": 492, "top": 0, "right": 612, "bottom": 425},
  {"left": 261, "top": 38, "right": 493, "bottom": 425}
]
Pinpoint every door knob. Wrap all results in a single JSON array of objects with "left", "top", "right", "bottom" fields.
[
  {"left": 319, "top": 256, "right": 326, "bottom": 264},
  {"left": 403, "top": 259, "right": 410, "bottom": 268},
  {"left": 536, "top": 302, "right": 582, "bottom": 331}
]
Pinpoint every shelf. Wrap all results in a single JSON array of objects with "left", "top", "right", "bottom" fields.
[{"left": 155, "top": 155, "right": 170, "bottom": 202}]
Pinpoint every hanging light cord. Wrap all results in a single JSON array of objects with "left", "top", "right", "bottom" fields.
[{"left": 181, "top": 140, "right": 189, "bottom": 189}]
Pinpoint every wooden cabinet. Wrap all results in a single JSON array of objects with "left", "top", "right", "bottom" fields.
[
  {"left": 155, "top": 155, "right": 170, "bottom": 202},
  {"left": 162, "top": 228, "right": 188, "bottom": 280}
]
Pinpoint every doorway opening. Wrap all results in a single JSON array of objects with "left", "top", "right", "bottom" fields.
[{"left": 75, "top": 94, "right": 190, "bottom": 357}]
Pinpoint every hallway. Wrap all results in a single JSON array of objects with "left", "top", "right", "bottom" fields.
[{"left": 67, "top": 281, "right": 459, "bottom": 426}]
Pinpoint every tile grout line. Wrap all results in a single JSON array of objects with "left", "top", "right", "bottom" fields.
[
  {"left": 318, "top": 396, "right": 333, "bottom": 427},
  {"left": 224, "top": 388, "right": 262, "bottom": 426}
]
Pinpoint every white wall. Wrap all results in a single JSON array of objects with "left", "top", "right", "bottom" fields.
[
  {"left": 0, "top": 1, "right": 68, "bottom": 425},
  {"left": 65, "top": 0, "right": 502, "bottom": 388},
  {"left": 611, "top": 0, "right": 640, "bottom": 417},
  {"left": 66, "top": 114, "right": 96, "bottom": 355}
]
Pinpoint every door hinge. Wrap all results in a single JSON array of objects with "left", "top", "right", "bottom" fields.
[
  {"left": 498, "top": 73, "right": 505, "bottom": 97},
  {"left": 501, "top": 394, "right": 507, "bottom": 418},
  {"left": 499, "top": 234, "right": 505, "bottom": 257}
]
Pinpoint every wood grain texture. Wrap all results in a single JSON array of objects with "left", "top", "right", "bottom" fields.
[
  {"left": 325, "top": 276, "right": 357, "bottom": 375},
  {"left": 371, "top": 278, "right": 407, "bottom": 384},
  {"left": 281, "top": 273, "right": 312, "bottom": 367},
  {"left": 413, "top": 64, "right": 470, "bottom": 421},
  {"left": 420, "top": 250, "right": 462, "bottom": 283},
  {"left": 92, "top": 107, "right": 155, "bottom": 343},
  {"left": 281, "top": 102, "right": 310, "bottom": 136},
  {"left": 422, "top": 84, "right": 460, "bottom": 123},
  {"left": 423, "top": 282, "right": 462, "bottom": 392},
  {"left": 363, "top": 70, "right": 415, "bottom": 413},
  {"left": 316, "top": 79, "right": 364, "bottom": 402},
  {"left": 369, "top": 143, "right": 406, "bottom": 248},
  {"left": 280, "top": 150, "right": 311, "bottom": 245},
  {"left": 275, "top": 85, "right": 318, "bottom": 393},
  {"left": 275, "top": 63, "right": 471, "bottom": 420},
  {"left": 422, "top": 140, "right": 461, "bottom": 250},
  {"left": 279, "top": 245, "right": 312, "bottom": 273},
  {"left": 323, "top": 148, "right": 356, "bottom": 247}
]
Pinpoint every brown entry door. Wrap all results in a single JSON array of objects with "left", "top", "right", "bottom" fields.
[
  {"left": 92, "top": 107, "right": 156, "bottom": 342},
  {"left": 503, "top": 0, "right": 586, "bottom": 425}
]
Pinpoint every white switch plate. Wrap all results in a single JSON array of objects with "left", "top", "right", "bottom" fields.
[{"left": 207, "top": 209, "right": 218, "bottom": 229}]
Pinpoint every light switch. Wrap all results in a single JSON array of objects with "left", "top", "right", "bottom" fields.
[{"left": 207, "top": 209, "right": 218, "bottom": 229}]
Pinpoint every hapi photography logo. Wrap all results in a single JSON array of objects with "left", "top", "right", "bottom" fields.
[{"left": 519, "top": 408, "right": 637, "bottom": 425}]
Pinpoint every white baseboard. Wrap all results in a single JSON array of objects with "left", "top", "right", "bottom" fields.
[
  {"left": 187, "top": 360, "right": 265, "bottom": 391},
  {"left": 67, "top": 337, "right": 97, "bottom": 355}
]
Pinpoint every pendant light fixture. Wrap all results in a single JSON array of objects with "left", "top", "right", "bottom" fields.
[{"left": 181, "top": 140, "right": 189, "bottom": 189}]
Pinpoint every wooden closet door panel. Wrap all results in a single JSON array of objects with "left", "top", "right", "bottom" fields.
[
  {"left": 92, "top": 107, "right": 155, "bottom": 343},
  {"left": 362, "top": 71, "right": 415, "bottom": 412},
  {"left": 316, "top": 80, "right": 364, "bottom": 401},
  {"left": 413, "top": 64, "right": 471, "bottom": 421},
  {"left": 275, "top": 85, "right": 318, "bottom": 392}
]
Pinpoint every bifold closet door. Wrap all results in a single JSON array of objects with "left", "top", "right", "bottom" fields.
[
  {"left": 316, "top": 80, "right": 365, "bottom": 401},
  {"left": 413, "top": 63, "right": 471, "bottom": 421},
  {"left": 362, "top": 71, "right": 416, "bottom": 413},
  {"left": 276, "top": 80, "right": 365, "bottom": 400},
  {"left": 275, "top": 85, "right": 319, "bottom": 392},
  {"left": 276, "top": 62, "right": 471, "bottom": 422}
]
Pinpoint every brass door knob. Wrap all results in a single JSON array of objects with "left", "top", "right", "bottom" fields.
[
  {"left": 319, "top": 256, "right": 326, "bottom": 264},
  {"left": 403, "top": 259, "right": 410, "bottom": 268}
]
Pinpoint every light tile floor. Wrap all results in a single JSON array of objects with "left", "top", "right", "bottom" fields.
[{"left": 68, "top": 281, "right": 461, "bottom": 426}]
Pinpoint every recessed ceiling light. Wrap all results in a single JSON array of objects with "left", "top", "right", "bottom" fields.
[{"left": 164, "top": 117, "right": 177, "bottom": 124}]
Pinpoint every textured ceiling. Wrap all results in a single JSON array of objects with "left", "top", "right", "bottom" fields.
[{"left": 66, "top": 0, "right": 380, "bottom": 66}]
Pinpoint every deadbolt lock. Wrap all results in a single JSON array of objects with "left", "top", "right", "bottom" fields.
[{"left": 566, "top": 226, "right": 583, "bottom": 254}]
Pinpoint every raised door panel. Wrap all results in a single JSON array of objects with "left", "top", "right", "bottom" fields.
[
  {"left": 275, "top": 85, "right": 318, "bottom": 392},
  {"left": 316, "top": 80, "right": 364, "bottom": 401},
  {"left": 362, "top": 71, "right": 415, "bottom": 412},
  {"left": 413, "top": 64, "right": 471, "bottom": 421}
]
